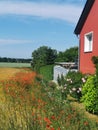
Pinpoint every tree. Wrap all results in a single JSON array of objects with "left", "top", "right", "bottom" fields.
[
  {"left": 56, "top": 46, "right": 78, "bottom": 62},
  {"left": 46, "top": 47, "right": 57, "bottom": 64},
  {"left": 31, "top": 46, "right": 57, "bottom": 72},
  {"left": 55, "top": 52, "right": 65, "bottom": 62}
]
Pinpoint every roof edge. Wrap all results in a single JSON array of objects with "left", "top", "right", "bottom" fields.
[{"left": 74, "top": 0, "right": 95, "bottom": 35}]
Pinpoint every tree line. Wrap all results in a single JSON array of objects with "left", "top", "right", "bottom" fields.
[
  {"left": 0, "top": 57, "right": 31, "bottom": 63},
  {"left": 31, "top": 46, "right": 78, "bottom": 72},
  {"left": 0, "top": 46, "right": 78, "bottom": 68}
]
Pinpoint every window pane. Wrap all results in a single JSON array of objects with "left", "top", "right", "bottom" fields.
[{"left": 84, "top": 32, "right": 93, "bottom": 52}]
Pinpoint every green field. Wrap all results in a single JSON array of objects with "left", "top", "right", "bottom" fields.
[{"left": 0, "top": 62, "right": 31, "bottom": 68}]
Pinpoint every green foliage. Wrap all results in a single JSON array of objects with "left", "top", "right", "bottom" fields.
[
  {"left": 81, "top": 76, "right": 98, "bottom": 114},
  {"left": 31, "top": 46, "right": 57, "bottom": 72},
  {"left": 57, "top": 74, "right": 66, "bottom": 86},
  {"left": 92, "top": 56, "right": 98, "bottom": 82},
  {"left": 92, "top": 56, "right": 98, "bottom": 65},
  {"left": 48, "top": 81, "right": 57, "bottom": 90},
  {"left": 57, "top": 75, "right": 61, "bottom": 86},
  {"left": 39, "top": 65, "right": 54, "bottom": 81},
  {"left": 57, "top": 74, "right": 67, "bottom": 100},
  {"left": 55, "top": 51, "right": 65, "bottom": 62},
  {"left": 56, "top": 46, "right": 78, "bottom": 62}
]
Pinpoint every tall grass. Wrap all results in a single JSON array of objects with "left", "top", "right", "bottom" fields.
[{"left": 0, "top": 71, "right": 98, "bottom": 130}]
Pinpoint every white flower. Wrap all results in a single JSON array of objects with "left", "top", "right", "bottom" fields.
[
  {"left": 69, "top": 90, "right": 72, "bottom": 93},
  {"left": 66, "top": 78, "right": 71, "bottom": 81},
  {"left": 64, "top": 84, "right": 67, "bottom": 87},
  {"left": 82, "top": 78, "right": 86, "bottom": 83},
  {"left": 61, "top": 89, "right": 64, "bottom": 93},
  {"left": 79, "top": 87, "right": 82, "bottom": 91},
  {"left": 77, "top": 90, "right": 80, "bottom": 93},
  {"left": 64, "top": 87, "right": 67, "bottom": 90},
  {"left": 70, "top": 80, "right": 73, "bottom": 83},
  {"left": 72, "top": 87, "right": 76, "bottom": 91}
]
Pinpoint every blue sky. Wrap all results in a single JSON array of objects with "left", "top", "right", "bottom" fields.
[{"left": 0, "top": 0, "right": 86, "bottom": 58}]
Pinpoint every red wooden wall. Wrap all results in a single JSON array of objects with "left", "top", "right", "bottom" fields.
[{"left": 79, "top": 0, "right": 98, "bottom": 74}]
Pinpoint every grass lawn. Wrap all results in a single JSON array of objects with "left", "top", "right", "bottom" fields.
[{"left": 40, "top": 64, "right": 54, "bottom": 81}]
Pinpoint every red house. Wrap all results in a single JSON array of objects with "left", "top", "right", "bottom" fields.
[{"left": 74, "top": 0, "right": 98, "bottom": 74}]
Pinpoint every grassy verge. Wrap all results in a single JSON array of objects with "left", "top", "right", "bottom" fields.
[
  {"left": 39, "top": 64, "right": 54, "bottom": 81},
  {"left": 67, "top": 96, "right": 98, "bottom": 122}
]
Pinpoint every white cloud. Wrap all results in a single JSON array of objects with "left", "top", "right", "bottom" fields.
[
  {"left": 0, "top": 1, "right": 83, "bottom": 23},
  {"left": 0, "top": 39, "right": 33, "bottom": 44}
]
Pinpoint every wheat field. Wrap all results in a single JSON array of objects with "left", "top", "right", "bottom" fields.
[{"left": 0, "top": 68, "right": 22, "bottom": 81}]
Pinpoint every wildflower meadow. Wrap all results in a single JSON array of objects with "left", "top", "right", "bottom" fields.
[{"left": 0, "top": 68, "right": 98, "bottom": 130}]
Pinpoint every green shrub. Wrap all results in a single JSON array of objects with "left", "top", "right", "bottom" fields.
[
  {"left": 92, "top": 56, "right": 98, "bottom": 85},
  {"left": 81, "top": 75, "right": 98, "bottom": 114}
]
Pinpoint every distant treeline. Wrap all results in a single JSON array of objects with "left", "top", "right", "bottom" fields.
[{"left": 0, "top": 57, "right": 32, "bottom": 63}]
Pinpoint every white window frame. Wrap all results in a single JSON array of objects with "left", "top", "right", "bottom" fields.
[{"left": 84, "top": 31, "right": 93, "bottom": 52}]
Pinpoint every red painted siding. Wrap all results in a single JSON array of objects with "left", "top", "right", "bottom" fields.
[{"left": 80, "top": 0, "right": 98, "bottom": 74}]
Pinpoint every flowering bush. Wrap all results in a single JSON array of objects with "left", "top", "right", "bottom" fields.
[
  {"left": 58, "top": 71, "right": 87, "bottom": 101},
  {"left": 64, "top": 71, "right": 87, "bottom": 101}
]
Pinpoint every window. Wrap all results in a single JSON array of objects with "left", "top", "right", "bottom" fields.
[{"left": 84, "top": 32, "right": 93, "bottom": 52}]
